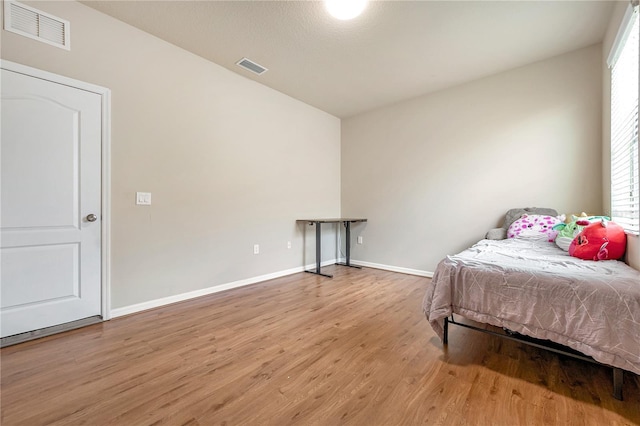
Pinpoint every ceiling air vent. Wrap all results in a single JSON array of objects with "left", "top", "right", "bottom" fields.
[
  {"left": 236, "top": 57, "right": 268, "bottom": 76},
  {"left": 3, "top": 1, "right": 70, "bottom": 50}
]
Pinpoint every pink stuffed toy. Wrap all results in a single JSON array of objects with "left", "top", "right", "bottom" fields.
[
  {"left": 507, "top": 214, "right": 562, "bottom": 242},
  {"left": 569, "top": 220, "right": 626, "bottom": 261}
]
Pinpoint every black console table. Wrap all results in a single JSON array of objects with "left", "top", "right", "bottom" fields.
[{"left": 297, "top": 218, "right": 367, "bottom": 278}]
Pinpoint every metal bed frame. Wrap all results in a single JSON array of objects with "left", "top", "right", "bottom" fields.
[{"left": 443, "top": 314, "right": 625, "bottom": 400}]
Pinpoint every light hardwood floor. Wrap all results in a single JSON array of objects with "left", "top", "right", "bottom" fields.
[{"left": 1, "top": 266, "right": 638, "bottom": 425}]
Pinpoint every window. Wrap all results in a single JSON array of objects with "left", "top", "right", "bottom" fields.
[{"left": 609, "top": 3, "right": 639, "bottom": 235}]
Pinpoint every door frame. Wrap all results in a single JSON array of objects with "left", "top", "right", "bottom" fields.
[{"left": 1, "top": 60, "right": 112, "bottom": 321}]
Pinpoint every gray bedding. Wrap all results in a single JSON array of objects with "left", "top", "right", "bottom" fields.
[{"left": 422, "top": 238, "right": 640, "bottom": 375}]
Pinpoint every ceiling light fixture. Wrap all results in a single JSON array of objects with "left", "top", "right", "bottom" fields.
[{"left": 324, "top": 0, "right": 367, "bottom": 20}]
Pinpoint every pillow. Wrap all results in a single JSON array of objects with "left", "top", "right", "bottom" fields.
[
  {"left": 502, "top": 208, "right": 559, "bottom": 231},
  {"left": 569, "top": 220, "right": 627, "bottom": 261},
  {"left": 507, "top": 214, "right": 562, "bottom": 242},
  {"left": 553, "top": 214, "right": 610, "bottom": 251}
]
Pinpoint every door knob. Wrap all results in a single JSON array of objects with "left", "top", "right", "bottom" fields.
[{"left": 86, "top": 214, "right": 98, "bottom": 222}]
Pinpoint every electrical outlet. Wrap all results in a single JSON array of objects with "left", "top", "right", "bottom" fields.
[
  {"left": 253, "top": 244, "right": 259, "bottom": 255},
  {"left": 357, "top": 236, "right": 363, "bottom": 244},
  {"left": 136, "top": 192, "right": 151, "bottom": 205},
  {"left": 287, "top": 241, "right": 291, "bottom": 249}
]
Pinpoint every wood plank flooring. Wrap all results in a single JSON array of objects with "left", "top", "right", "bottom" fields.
[{"left": 1, "top": 266, "right": 639, "bottom": 425}]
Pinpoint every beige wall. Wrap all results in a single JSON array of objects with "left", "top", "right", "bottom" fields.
[
  {"left": 342, "top": 45, "right": 603, "bottom": 273},
  {"left": 2, "top": 0, "right": 628, "bottom": 311},
  {"left": 602, "top": 1, "right": 640, "bottom": 271},
  {"left": 1, "top": 1, "right": 341, "bottom": 309}
]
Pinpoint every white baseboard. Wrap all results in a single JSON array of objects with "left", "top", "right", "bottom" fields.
[
  {"left": 349, "top": 259, "right": 433, "bottom": 278},
  {"left": 110, "top": 258, "right": 432, "bottom": 318},
  {"left": 110, "top": 259, "right": 338, "bottom": 318}
]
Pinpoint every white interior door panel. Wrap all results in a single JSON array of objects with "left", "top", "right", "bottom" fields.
[{"left": 1, "top": 68, "right": 102, "bottom": 338}]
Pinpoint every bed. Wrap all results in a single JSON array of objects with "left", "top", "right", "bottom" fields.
[{"left": 422, "top": 237, "right": 640, "bottom": 399}]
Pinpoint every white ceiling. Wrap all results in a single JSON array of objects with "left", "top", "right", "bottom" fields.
[{"left": 82, "top": 1, "right": 616, "bottom": 118}]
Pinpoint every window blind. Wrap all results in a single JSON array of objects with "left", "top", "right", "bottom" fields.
[{"left": 610, "top": 5, "right": 639, "bottom": 235}]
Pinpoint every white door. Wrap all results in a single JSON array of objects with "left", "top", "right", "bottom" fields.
[{"left": 1, "top": 68, "right": 102, "bottom": 338}]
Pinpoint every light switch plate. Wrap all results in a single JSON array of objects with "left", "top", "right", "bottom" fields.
[{"left": 136, "top": 192, "right": 151, "bottom": 205}]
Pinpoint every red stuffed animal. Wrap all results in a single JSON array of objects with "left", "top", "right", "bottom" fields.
[{"left": 569, "top": 220, "right": 626, "bottom": 261}]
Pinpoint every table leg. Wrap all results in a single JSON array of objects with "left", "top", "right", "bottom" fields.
[
  {"left": 304, "top": 221, "right": 332, "bottom": 278},
  {"left": 345, "top": 221, "right": 351, "bottom": 266},
  {"left": 316, "top": 221, "right": 321, "bottom": 273},
  {"left": 336, "top": 220, "right": 362, "bottom": 269}
]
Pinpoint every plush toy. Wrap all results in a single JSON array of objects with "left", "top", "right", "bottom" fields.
[
  {"left": 507, "top": 214, "right": 563, "bottom": 242},
  {"left": 569, "top": 220, "right": 626, "bottom": 261},
  {"left": 553, "top": 214, "right": 610, "bottom": 251}
]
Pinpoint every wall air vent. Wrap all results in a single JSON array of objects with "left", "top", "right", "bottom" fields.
[
  {"left": 3, "top": 1, "right": 70, "bottom": 50},
  {"left": 236, "top": 57, "right": 268, "bottom": 76}
]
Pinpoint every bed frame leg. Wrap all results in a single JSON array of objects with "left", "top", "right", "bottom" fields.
[
  {"left": 443, "top": 317, "right": 449, "bottom": 345},
  {"left": 613, "top": 368, "right": 623, "bottom": 400}
]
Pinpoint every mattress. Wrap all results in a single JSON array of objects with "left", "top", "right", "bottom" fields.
[{"left": 422, "top": 238, "right": 640, "bottom": 375}]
